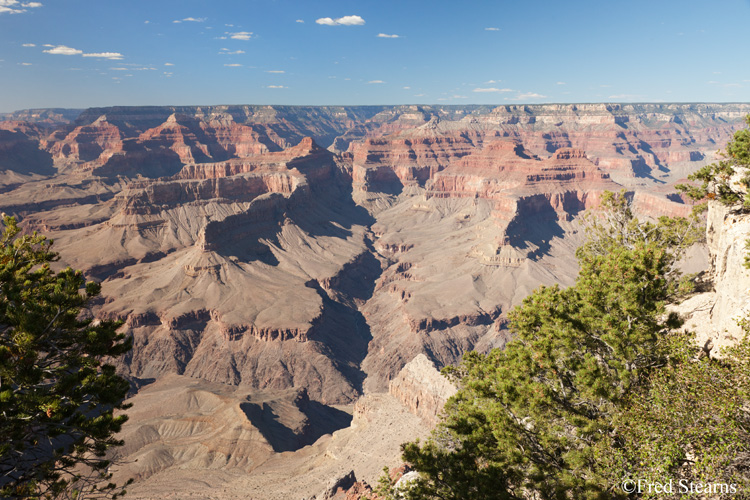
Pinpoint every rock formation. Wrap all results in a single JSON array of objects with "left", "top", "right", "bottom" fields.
[
  {"left": 674, "top": 199, "right": 750, "bottom": 351},
  {"left": 1, "top": 102, "right": 748, "bottom": 499},
  {"left": 388, "top": 354, "right": 457, "bottom": 426}
]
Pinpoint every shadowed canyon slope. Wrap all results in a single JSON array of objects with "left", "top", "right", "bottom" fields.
[{"left": 1, "top": 103, "right": 748, "bottom": 498}]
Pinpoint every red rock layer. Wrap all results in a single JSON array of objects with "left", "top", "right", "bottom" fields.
[{"left": 46, "top": 115, "right": 124, "bottom": 163}]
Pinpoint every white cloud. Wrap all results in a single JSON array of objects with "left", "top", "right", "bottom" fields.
[
  {"left": 367, "top": 80, "right": 385, "bottom": 84},
  {"left": 22, "top": 43, "right": 35, "bottom": 47},
  {"left": 485, "top": 27, "right": 500, "bottom": 31},
  {"left": 83, "top": 52, "right": 124, "bottom": 60},
  {"left": 414, "top": 93, "right": 425, "bottom": 97},
  {"left": 229, "top": 31, "right": 253, "bottom": 40},
  {"left": 224, "top": 63, "right": 242, "bottom": 67},
  {"left": 556, "top": 81, "right": 566, "bottom": 85},
  {"left": 266, "top": 70, "right": 285, "bottom": 73},
  {"left": 403, "top": 86, "right": 411, "bottom": 89},
  {"left": 44, "top": 45, "right": 82, "bottom": 55},
  {"left": 336, "top": 14, "right": 365, "bottom": 25},
  {"left": 112, "top": 65, "right": 154, "bottom": 71},
  {"left": 296, "top": 19, "right": 304, "bottom": 23},
  {"left": 377, "top": 33, "right": 399, "bottom": 38},
  {"left": 174, "top": 17, "right": 205, "bottom": 23},
  {"left": 164, "top": 62, "right": 174, "bottom": 66},
  {"left": 219, "top": 48, "right": 245, "bottom": 54},
  {"left": 512, "top": 92, "right": 547, "bottom": 100},
  {"left": 316, "top": 15, "right": 364, "bottom": 26},
  {"left": 267, "top": 85, "right": 287, "bottom": 89},
  {"left": 0, "top": 0, "right": 41, "bottom": 14},
  {"left": 19, "top": 62, "right": 32, "bottom": 65},
  {"left": 473, "top": 87, "right": 513, "bottom": 93}
]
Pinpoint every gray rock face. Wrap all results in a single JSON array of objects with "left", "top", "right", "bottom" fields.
[{"left": 675, "top": 200, "right": 750, "bottom": 350}]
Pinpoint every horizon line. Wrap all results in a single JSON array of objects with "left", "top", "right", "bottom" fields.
[{"left": 3, "top": 101, "right": 750, "bottom": 116}]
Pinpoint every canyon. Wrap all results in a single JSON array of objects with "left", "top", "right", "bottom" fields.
[{"left": 1, "top": 103, "right": 748, "bottom": 499}]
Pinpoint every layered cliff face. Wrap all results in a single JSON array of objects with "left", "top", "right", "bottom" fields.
[
  {"left": 1, "top": 103, "right": 747, "bottom": 499},
  {"left": 0, "top": 121, "right": 55, "bottom": 177},
  {"left": 347, "top": 103, "right": 750, "bottom": 191}
]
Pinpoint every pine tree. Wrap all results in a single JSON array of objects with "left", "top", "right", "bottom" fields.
[
  {"left": 0, "top": 216, "right": 132, "bottom": 499},
  {"left": 677, "top": 115, "right": 750, "bottom": 208}
]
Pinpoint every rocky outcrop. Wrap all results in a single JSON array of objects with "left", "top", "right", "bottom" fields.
[
  {"left": 47, "top": 115, "right": 124, "bottom": 163},
  {"left": 388, "top": 354, "right": 457, "bottom": 426},
  {"left": 675, "top": 200, "right": 750, "bottom": 349},
  {"left": 316, "top": 470, "right": 358, "bottom": 499}
]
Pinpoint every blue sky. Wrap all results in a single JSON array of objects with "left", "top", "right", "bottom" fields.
[{"left": 1, "top": 0, "right": 749, "bottom": 112}]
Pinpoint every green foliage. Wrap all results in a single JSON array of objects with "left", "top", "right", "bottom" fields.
[
  {"left": 370, "top": 466, "right": 398, "bottom": 500},
  {"left": 609, "top": 332, "right": 750, "bottom": 499},
  {"left": 398, "top": 193, "right": 749, "bottom": 499},
  {"left": 677, "top": 115, "right": 750, "bottom": 208},
  {"left": 0, "top": 216, "right": 132, "bottom": 499},
  {"left": 578, "top": 190, "right": 705, "bottom": 260}
]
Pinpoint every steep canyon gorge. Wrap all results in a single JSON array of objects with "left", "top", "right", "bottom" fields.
[{"left": 1, "top": 103, "right": 748, "bottom": 499}]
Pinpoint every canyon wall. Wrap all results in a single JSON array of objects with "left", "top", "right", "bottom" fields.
[{"left": 1, "top": 102, "right": 748, "bottom": 499}]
